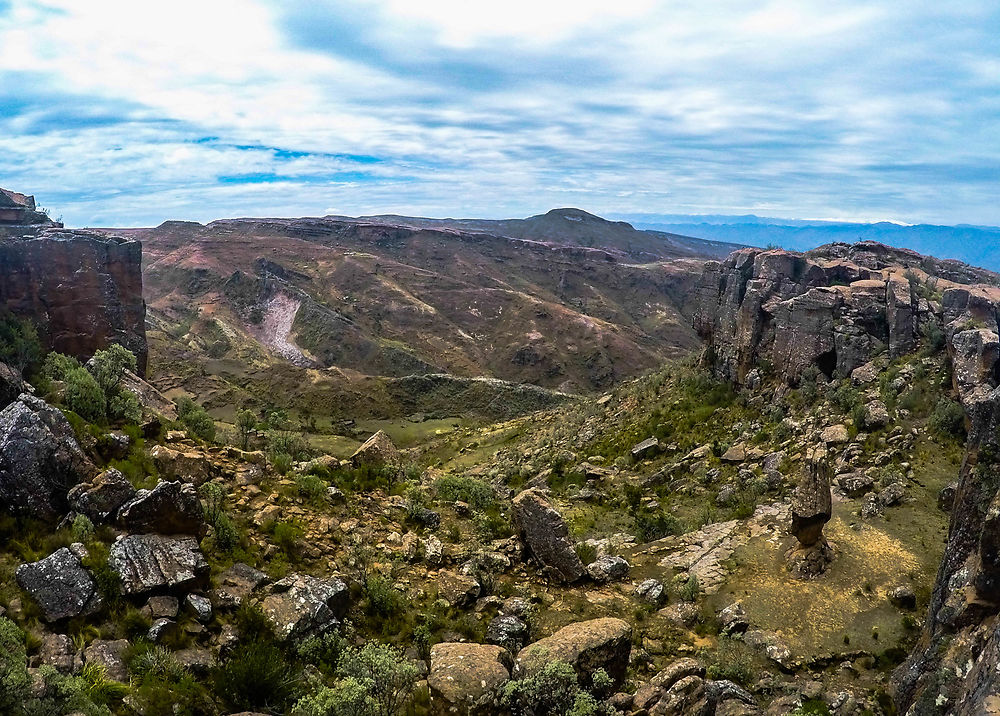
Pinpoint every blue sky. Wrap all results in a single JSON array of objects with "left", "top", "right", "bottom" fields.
[{"left": 0, "top": 0, "right": 998, "bottom": 227}]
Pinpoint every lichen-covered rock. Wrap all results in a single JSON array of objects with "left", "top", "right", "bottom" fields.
[
  {"left": 82, "top": 639, "right": 129, "bottom": 682},
  {"left": 259, "top": 573, "right": 349, "bottom": 641},
  {"left": 586, "top": 555, "right": 630, "bottom": 583},
  {"left": 486, "top": 615, "right": 529, "bottom": 653},
  {"left": 515, "top": 617, "right": 632, "bottom": 687},
  {"left": 15, "top": 547, "right": 102, "bottom": 622},
  {"left": 429, "top": 642, "right": 511, "bottom": 713},
  {"left": 350, "top": 430, "right": 400, "bottom": 469},
  {"left": 118, "top": 480, "right": 206, "bottom": 536},
  {"left": 67, "top": 468, "right": 137, "bottom": 523},
  {"left": 631, "top": 437, "right": 660, "bottom": 459},
  {"left": 435, "top": 570, "right": 481, "bottom": 608},
  {"left": 211, "top": 562, "right": 268, "bottom": 609},
  {"left": 635, "top": 578, "right": 666, "bottom": 605},
  {"left": 109, "top": 534, "right": 209, "bottom": 595},
  {"left": 0, "top": 393, "right": 95, "bottom": 520},
  {"left": 860, "top": 399, "right": 890, "bottom": 430},
  {"left": 512, "top": 489, "right": 586, "bottom": 583},
  {"left": 836, "top": 471, "right": 874, "bottom": 498},
  {"left": 633, "top": 658, "right": 705, "bottom": 711}
]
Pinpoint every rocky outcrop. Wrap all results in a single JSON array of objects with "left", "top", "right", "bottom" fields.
[
  {"left": 350, "top": 429, "right": 401, "bottom": 469},
  {"left": 109, "top": 534, "right": 209, "bottom": 595},
  {"left": 0, "top": 228, "right": 146, "bottom": 375},
  {"left": 15, "top": 547, "right": 102, "bottom": 622},
  {"left": 428, "top": 642, "right": 511, "bottom": 713},
  {"left": 514, "top": 617, "right": 632, "bottom": 687},
  {"left": 0, "top": 393, "right": 95, "bottom": 520},
  {"left": 512, "top": 489, "right": 586, "bottom": 583},
  {"left": 691, "top": 242, "right": 957, "bottom": 384},
  {"left": 0, "top": 361, "right": 22, "bottom": 410}
]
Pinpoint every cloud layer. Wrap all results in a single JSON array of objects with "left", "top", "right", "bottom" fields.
[{"left": 1, "top": 0, "right": 998, "bottom": 226}]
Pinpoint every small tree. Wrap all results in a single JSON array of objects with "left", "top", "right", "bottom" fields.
[
  {"left": 89, "top": 344, "right": 136, "bottom": 398},
  {"left": 236, "top": 409, "right": 258, "bottom": 451},
  {"left": 337, "top": 642, "right": 418, "bottom": 716}
]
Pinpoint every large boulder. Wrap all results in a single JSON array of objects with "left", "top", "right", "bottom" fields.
[
  {"left": 16, "top": 547, "right": 103, "bottom": 622},
  {"left": 0, "top": 393, "right": 95, "bottom": 520},
  {"left": 511, "top": 489, "right": 586, "bottom": 583},
  {"left": 109, "top": 534, "right": 209, "bottom": 595},
  {"left": 350, "top": 430, "right": 401, "bottom": 469},
  {"left": 118, "top": 480, "right": 206, "bottom": 536},
  {"left": 429, "top": 642, "right": 511, "bottom": 714},
  {"left": 515, "top": 617, "right": 632, "bottom": 687},
  {"left": 259, "top": 573, "right": 349, "bottom": 642},
  {"left": 67, "top": 468, "right": 137, "bottom": 524},
  {"left": 149, "top": 444, "right": 213, "bottom": 485}
]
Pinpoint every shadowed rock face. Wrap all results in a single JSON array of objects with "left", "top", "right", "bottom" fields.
[{"left": 0, "top": 228, "right": 147, "bottom": 375}]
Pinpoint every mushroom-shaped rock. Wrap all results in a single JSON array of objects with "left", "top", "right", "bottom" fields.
[
  {"left": 511, "top": 489, "right": 585, "bottom": 583},
  {"left": 790, "top": 460, "right": 832, "bottom": 547},
  {"left": 118, "top": 480, "right": 206, "bottom": 536},
  {"left": 109, "top": 533, "right": 209, "bottom": 595},
  {"left": 515, "top": 617, "right": 632, "bottom": 687},
  {"left": 350, "top": 430, "right": 401, "bottom": 469},
  {"left": 67, "top": 468, "right": 137, "bottom": 523},
  {"left": 259, "top": 573, "right": 349, "bottom": 642},
  {"left": 15, "top": 547, "right": 103, "bottom": 622},
  {"left": 429, "top": 642, "right": 511, "bottom": 713},
  {"left": 0, "top": 393, "right": 95, "bottom": 520}
]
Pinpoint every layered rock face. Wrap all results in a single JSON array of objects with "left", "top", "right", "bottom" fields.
[
  {"left": 691, "top": 241, "right": 998, "bottom": 385},
  {"left": 0, "top": 228, "right": 147, "bottom": 375}
]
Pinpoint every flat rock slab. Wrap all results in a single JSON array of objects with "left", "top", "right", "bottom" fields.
[
  {"left": 109, "top": 533, "right": 208, "bottom": 595},
  {"left": 515, "top": 617, "right": 632, "bottom": 686},
  {"left": 16, "top": 547, "right": 102, "bottom": 622}
]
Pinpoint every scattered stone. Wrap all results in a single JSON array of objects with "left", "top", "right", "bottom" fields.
[
  {"left": 38, "top": 632, "right": 75, "bottom": 673},
  {"left": 186, "top": 594, "right": 213, "bottom": 623},
  {"left": 721, "top": 444, "right": 747, "bottom": 463},
  {"left": 635, "top": 578, "right": 666, "bottom": 605},
  {"left": 586, "top": 555, "right": 630, "bottom": 583},
  {"left": 861, "top": 493, "right": 882, "bottom": 519},
  {"left": 836, "top": 471, "right": 874, "bottom": 498},
  {"left": 486, "top": 615, "right": 530, "bottom": 653},
  {"left": 436, "top": 570, "right": 481, "bottom": 608},
  {"left": 743, "top": 629, "right": 794, "bottom": 670},
  {"left": 429, "top": 642, "right": 511, "bottom": 713},
  {"left": 718, "top": 602, "right": 750, "bottom": 635},
  {"left": 109, "top": 534, "right": 209, "bottom": 595},
  {"left": 146, "top": 595, "right": 180, "bottom": 619},
  {"left": 147, "top": 618, "right": 177, "bottom": 643},
  {"left": 515, "top": 617, "right": 632, "bottom": 686},
  {"left": 631, "top": 437, "right": 660, "bottom": 459},
  {"left": 174, "top": 647, "right": 215, "bottom": 675},
  {"left": 424, "top": 535, "right": 444, "bottom": 566},
  {"left": 660, "top": 602, "right": 700, "bottom": 628},
  {"left": 851, "top": 362, "right": 879, "bottom": 385},
  {"left": 0, "top": 393, "right": 95, "bottom": 520},
  {"left": 861, "top": 400, "right": 890, "bottom": 430},
  {"left": 512, "top": 489, "right": 586, "bottom": 583},
  {"left": 878, "top": 482, "right": 906, "bottom": 507},
  {"left": 634, "top": 658, "right": 705, "bottom": 711},
  {"left": 119, "top": 480, "right": 206, "bottom": 536},
  {"left": 350, "top": 430, "right": 400, "bottom": 469},
  {"left": 67, "top": 468, "right": 137, "bottom": 524},
  {"left": 259, "top": 573, "right": 349, "bottom": 641},
  {"left": 96, "top": 431, "right": 131, "bottom": 461},
  {"left": 939, "top": 482, "right": 958, "bottom": 512},
  {"left": 15, "top": 547, "right": 102, "bottom": 622}
]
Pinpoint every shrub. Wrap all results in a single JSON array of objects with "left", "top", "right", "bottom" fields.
[
  {"left": 296, "top": 473, "right": 328, "bottom": 506},
  {"left": 575, "top": 542, "right": 597, "bottom": 565},
  {"left": 107, "top": 390, "right": 141, "bottom": 423},
  {"left": 929, "top": 398, "right": 965, "bottom": 439},
  {"left": 215, "top": 640, "right": 300, "bottom": 713},
  {"left": 271, "top": 452, "right": 294, "bottom": 475},
  {"left": 176, "top": 396, "right": 216, "bottom": 442},
  {"left": 433, "top": 475, "right": 497, "bottom": 511},
  {"left": 71, "top": 514, "right": 95, "bottom": 542},
  {"left": 236, "top": 408, "right": 258, "bottom": 450},
  {"left": 293, "top": 678, "right": 373, "bottom": 716},
  {"left": 0, "top": 617, "right": 30, "bottom": 712},
  {"left": 706, "top": 636, "right": 755, "bottom": 686},
  {"left": 213, "top": 512, "right": 240, "bottom": 553},
  {"left": 297, "top": 631, "right": 348, "bottom": 674},
  {"left": 269, "top": 520, "right": 304, "bottom": 556},
  {"left": 634, "top": 508, "right": 683, "bottom": 543},
  {"left": 499, "top": 660, "right": 581, "bottom": 715},
  {"left": 678, "top": 574, "right": 700, "bottom": 602},
  {"left": 337, "top": 642, "right": 419, "bottom": 716},
  {"left": 0, "top": 312, "right": 42, "bottom": 378},
  {"left": 64, "top": 365, "right": 106, "bottom": 423}
]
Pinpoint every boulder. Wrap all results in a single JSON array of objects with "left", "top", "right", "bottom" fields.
[
  {"left": 878, "top": 482, "right": 906, "bottom": 507},
  {"left": 67, "top": 468, "right": 137, "bottom": 523},
  {"left": 0, "top": 361, "right": 22, "bottom": 409},
  {"left": 186, "top": 594, "right": 213, "bottom": 623},
  {"left": 836, "top": 471, "right": 874, "bottom": 498},
  {"left": 586, "top": 555, "right": 630, "bottom": 583},
  {"left": 118, "top": 480, "right": 206, "bottom": 536},
  {"left": 512, "top": 489, "right": 586, "bottom": 583},
  {"left": 890, "top": 585, "right": 917, "bottom": 610},
  {"left": 0, "top": 393, "right": 95, "bottom": 520},
  {"left": 721, "top": 444, "right": 747, "bottom": 463},
  {"left": 515, "top": 617, "right": 632, "bottom": 687},
  {"left": 109, "top": 534, "right": 209, "bottom": 595},
  {"left": 486, "top": 614, "right": 530, "bottom": 653},
  {"left": 938, "top": 482, "right": 958, "bottom": 512},
  {"left": 718, "top": 602, "right": 750, "bottom": 635},
  {"left": 635, "top": 578, "right": 666, "bottom": 605},
  {"left": 149, "top": 444, "right": 213, "bottom": 486},
  {"left": 631, "top": 437, "right": 660, "bottom": 459},
  {"left": 37, "top": 632, "right": 75, "bottom": 673},
  {"left": 82, "top": 639, "right": 129, "bottom": 682},
  {"left": 435, "top": 570, "right": 481, "bottom": 608},
  {"left": 211, "top": 562, "right": 268, "bottom": 609},
  {"left": 146, "top": 595, "right": 180, "bottom": 619},
  {"left": 429, "top": 642, "right": 511, "bottom": 713},
  {"left": 350, "top": 430, "right": 400, "bottom": 469},
  {"left": 634, "top": 658, "right": 705, "bottom": 711},
  {"left": 819, "top": 424, "right": 849, "bottom": 445},
  {"left": 790, "top": 459, "right": 832, "bottom": 547},
  {"left": 15, "top": 547, "right": 102, "bottom": 622},
  {"left": 861, "top": 400, "right": 890, "bottom": 430},
  {"left": 259, "top": 573, "right": 349, "bottom": 641}
]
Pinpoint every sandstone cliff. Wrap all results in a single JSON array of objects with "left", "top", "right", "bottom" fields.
[
  {"left": 693, "top": 240, "right": 1000, "bottom": 713},
  {"left": 0, "top": 228, "right": 147, "bottom": 375}
]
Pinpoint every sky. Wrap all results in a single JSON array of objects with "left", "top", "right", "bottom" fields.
[{"left": 1, "top": 0, "right": 998, "bottom": 228}]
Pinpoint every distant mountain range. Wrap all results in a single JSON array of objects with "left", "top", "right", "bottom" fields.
[{"left": 619, "top": 213, "right": 1000, "bottom": 271}]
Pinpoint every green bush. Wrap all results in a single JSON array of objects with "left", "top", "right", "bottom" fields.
[
  {"left": 0, "top": 312, "right": 42, "bottom": 378},
  {"left": 236, "top": 408, "right": 258, "bottom": 450},
  {"left": 71, "top": 514, "right": 95, "bottom": 542},
  {"left": 677, "top": 574, "right": 700, "bottom": 602},
  {"left": 929, "top": 398, "right": 965, "bottom": 439},
  {"left": 433, "top": 475, "right": 497, "bottom": 511},
  {"left": 337, "top": 642, "right": 419, "bottom": 716},
  {"left": 296, "top": 473, "right": 328, "bottom": 506},
  {"left": 706, "top": 636, "right": 756, "bottom": 686},
  {"left": 215, "top": 640, "right": 300, "bottom": 713},
  {"left": 499, "top": 660, "right": 585, "bottom": 715},
  {"left": 269, "top": 520, "right": 304, "bottom": 556},
  {"left": 634, "top": 508, "right": 683, "bottom": 543},
  {"left": 271, "top": 452, "right": 294, "bottom": 475},
  {"left": 294, "top": 678, "right": 373, "bottom": 716},
  {"left": 0, "top": 617, "right": 30, "bottom": 712},
  {"left": 297, "top": 631, "right": 348, "bottom": 674},
  {"left": 64, "top": 365, "right": 106, "bottom": 423},
  {"left": 176, "top": 396, "right": 217, "bottom": 442}
]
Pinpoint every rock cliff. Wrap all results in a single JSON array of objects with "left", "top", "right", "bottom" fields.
[{"left": 0, "top": 228, "right": 147, "bottom": 375}]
